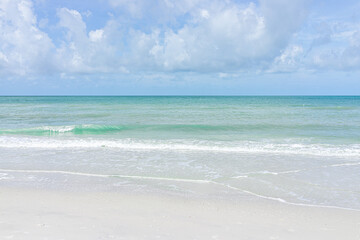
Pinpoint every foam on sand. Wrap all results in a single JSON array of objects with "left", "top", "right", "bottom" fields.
[{"left": 1, "top": 168, "right": 359, "bottom": 212}]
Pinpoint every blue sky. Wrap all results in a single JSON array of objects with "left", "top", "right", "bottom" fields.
[{"left": 0, "top": 0, "right": 359, "bottom": 95}]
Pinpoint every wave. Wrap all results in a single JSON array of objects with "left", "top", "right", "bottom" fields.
[
  {"left": 0, "top": 125, "right": 128, "bottom": 135},
  {"left": 0, "top": 136, "right": 359, "bottom": 157},
  {"left": 1, "top": 124, "right": 359, "bottom": 136}
]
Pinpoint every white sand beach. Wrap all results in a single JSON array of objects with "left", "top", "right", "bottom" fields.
[
  {"left": 1, "top": 0, "right": 360, "bottom": 237},
  {"left": 1, "top": 187, "right": 359, "bottom": 240},
  {"left": 1, "top": 97, "right": 360, "bottom": 239}
]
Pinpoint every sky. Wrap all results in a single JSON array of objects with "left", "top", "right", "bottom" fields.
[{"left": 0, "top": 0, "right": 359, "bottom": 95}]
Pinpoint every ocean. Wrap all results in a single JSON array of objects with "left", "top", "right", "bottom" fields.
[{"left": 0, "top": 96, "right": 359, "bottom": 209}]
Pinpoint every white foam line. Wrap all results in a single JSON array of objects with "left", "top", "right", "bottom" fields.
[
  {"left": 1, "top": 137, "right": 360, "bottom": 157},
  {"left": 329, "top": 162, "right": 360, "bottom": 167},
  {"left": 214, "top": 183, "right": 360, "bottom": 212},
  {"left": 0, "top": 169, "right": 211, "bottom": 184},
  {"left": 279, "top": 170, "right": 303, "bottom": 174},
  {"left": 232, "top": 169, "right": 304, "bottom": 178},
  {"left": 232, "top": 175, "right": 248, "bottom": 179},
  {"left": 0, "top": 169, "right": 108, "bottom": 178},
  {"left": 232, "top": 162, "right": 360, "bottom": 179},
  {"left": 0, "top": 168, "right": 359, "bottom": 212},
  {"left": 113, "top": 175, "right": 211, "bottom": 183}
]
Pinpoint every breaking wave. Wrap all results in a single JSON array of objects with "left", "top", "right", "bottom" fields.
[{"left": 0, "top": 136, "right": 359, "bottom": 157}]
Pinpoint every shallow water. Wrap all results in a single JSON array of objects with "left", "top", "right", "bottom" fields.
[{"left": 0, "top": 96, "right": 359, "bottom": 209}]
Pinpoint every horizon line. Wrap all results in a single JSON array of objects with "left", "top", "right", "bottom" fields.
[{"left": 0, "top": 95, "right": 359, "bottom": 97}]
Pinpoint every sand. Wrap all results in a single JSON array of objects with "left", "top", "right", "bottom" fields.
[{"left": 0, "top": 187, "right": 359, "bottom": 240}]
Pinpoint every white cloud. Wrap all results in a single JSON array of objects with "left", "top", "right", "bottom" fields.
[
  {"left": 119, "top": 0, "right": 309, "bottom": 72},
  {"left": 56, "top": 8, "right": 89, "bottom": 72},
  {"left": 200, "top": 9, "right": 210, "bottom": 19},
  {"left": 55, "top": 8, "right": 121, "bottom": 73},
  {"left": 0, "top": 0, "right": 54, "bottom": 76},
  {"left": 89, "top": 29, "right": 104, "bottom": 42},
  {"left": 0, "top": 0, "right": 312, "bottom": 77},
  {"left": 270, "top": 45, "right": 304, "bottom": 72}
]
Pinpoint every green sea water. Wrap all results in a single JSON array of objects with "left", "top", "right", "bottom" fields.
[
  {"left": 0, "top": 96, "right": 359, "bottom": 209},
  {"left": 0, "top": 96, "right": 359, "bottom": 143}
]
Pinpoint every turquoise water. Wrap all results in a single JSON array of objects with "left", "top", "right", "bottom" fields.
[
  {"left": 0, "top": 96, "right": 360, "bottom": 209},
  {"left": 1, "top": 96, "right": 359, "bottom": 142}
]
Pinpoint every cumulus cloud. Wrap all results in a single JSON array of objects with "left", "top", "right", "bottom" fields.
[
  {"left": 269, "top": 45, "right": 304, "bottom": 72},
  {"left": 55, "top": 8, "right": 123, "bottom": 74},
  {"left": 0, "top": 0, "right": 54, "bottom": 76},
  {"left": 117, "top": 0, "right": 309, "bottom": 72},
  {"left": 0, "top": 0, "right": 313, "bottom": 77},
  {"left": 56, "top": 8, "right": 90, "bottom": 72},
  {"left": 89, "top": 29, "right": 104, "bottom": 42}
]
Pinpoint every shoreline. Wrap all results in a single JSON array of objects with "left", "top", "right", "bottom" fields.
[
  {"left": 1, "top": 186, "right": 360, "bottom": 240},
  {"left": 1, "top": 167, "right": 360, "bottom": 212}
]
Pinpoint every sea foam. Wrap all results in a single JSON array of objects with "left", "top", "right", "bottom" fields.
[{"left": 0, "top": 136, "right": 359, "bottom": 157}]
